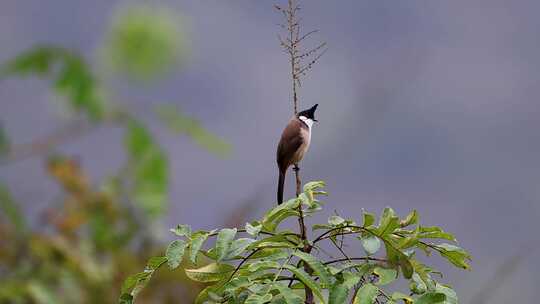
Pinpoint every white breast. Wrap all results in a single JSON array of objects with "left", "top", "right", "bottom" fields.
[{"left": 292, "top": 116, "right": 313, "bottom": 164}]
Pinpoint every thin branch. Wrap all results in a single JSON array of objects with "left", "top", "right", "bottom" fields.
[
  {"left": 323, "top": 257, "right": 387, "bottom": 265},
  {"left": 0, "top": 119, "right": 96, "bottom": 166},
  {"left": 227, "top": 249, "right": 261, "bottom": 282}
]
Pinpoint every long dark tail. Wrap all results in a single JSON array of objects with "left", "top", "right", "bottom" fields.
[{"left": 277, "top": 169, "right": 286, "bottom": 205}]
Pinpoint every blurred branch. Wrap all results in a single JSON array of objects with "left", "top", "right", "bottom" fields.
[
  {"left": 0, "top": 119, "right": 96, "bottom": 166},
  {"left": 468, "top": 247, "right": 535, "bottom": 304}
]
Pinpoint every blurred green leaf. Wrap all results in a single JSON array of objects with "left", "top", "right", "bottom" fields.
[
  {"left": 0, "top": 123, "right": 9, "bottom": 156},
  {"left": 124, "top": 120, "right": 169, "bottom": 217},
  {"left": 156, "top": 104, "right": 232, "bottom": 157},
  {"left": 102, "top": 4, "right": 189, "bottom": 80},
  {"left": 1, "top": 46, "right": 104, "bottom": 120},
  {"left": 0, "top": 183, "right": 26, "bottom": 234}
]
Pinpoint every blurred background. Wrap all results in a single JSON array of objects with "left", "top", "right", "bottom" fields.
[{"left": 1, "top": 0, "right": 539, "bottom": 303}]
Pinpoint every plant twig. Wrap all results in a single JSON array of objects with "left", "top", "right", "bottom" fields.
[
  {"left": 323, "top": 257, "right": 387, "bottom": 265},
  {"left": 276, "top": 1, "right": 326, "bottom": 302},
  {"left": 0, "top": 119, "right": 96, "bottom": 166}
]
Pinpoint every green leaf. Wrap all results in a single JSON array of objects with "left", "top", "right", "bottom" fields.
[
  {"left": 0, "top": 183, "right": 26, "bottom": 234},
  {"left": 353, "top": 283, "right": 379, "bottom": 304},
  {"left": 391, "top": 292, "right": 413, "bottom": 304},
  {"left": 312, "top": 224, "right": 333, "bottom": 231},
  {"left": 362, "top": 210, "right": 376, "bottom": 228},
  {"left": 166, "top": 240, "right": 187, "bottom": 269},
  {"left": 224, "top": 238, "right": 256, "bottom": 260},
  {"left": 121, "top": 272, "right": 151, "bottom": 294},
  {"left": 418, "top": 226, "right": 456, "bottom": 242},
  {"left": 303, "top": 180, "right": 326, "bottom": 193},
  {"left": 376, "top": 207, "right": 400, "bottom": 236},
  {"left": 373, "top": 267, "right": 397, "bottom": 286},
  {"left": 215, "top": 228, "right": 237, "bottom": 261},
  {"left": 415, "top": 292, "right": 446, "bottom": 304},
  {"left": 2, "top": 47, "right": 105, "bottom": 120},
  {"left": 328, "top": 215, "right": 346, "bottom": 226},
  {"left": 381, "top": 236, "right": 413, "bottom": 279},
  {"left": 156, "top": 104, "right": 232, "bottom": 157},
  {"left": 360, "top": 236, "right": 381, "bottom": 255},
  {"left": 283, "top": 264, "right": 324, "bottom": 302},
  {"left": 170, "top": 224, "right": 192, "bottom": 237},
  {"left": 120, "top": 256, "right": 167, "bottom": 301},
  {"left": 434, "top": 243, "right": 472, "bottom": 270},
  {"left": 247, "top": 260, "right": 281, "bottom": 272},
  {"left": 293, "top": 251, "right": 332, "bottom": 287},
  {"left": 273, "top": 283, "right": 303, "bottom": 304},
  {"left": 245, "top": 293, "right": 273, "bottom": 304},
  {"left": 261, "top": 198, "right": 300, "bottom": 232},
  {"left": 435, "top": 284, "right": 458, "bottom": 304},
  {"left": 328, "top": 272, "right": 361, "bottom": 304},
  {"left": 185, "top": 263, "right": 235, "bottom": 282},
  {"left": 190, "top": 232, "right": 210, "bottom": 263},
  {"left": 0, "top": 123, "right": 9, "bottom": 156},
  {"left": 410, "top": 273, "right": 428, "bottom": 294},
  {"left": 125, "top": 120, "right": 168, "bottom": 217},
  {"left": 103, "top": 5, "right": 188, "bottom": 80},
  {"left": 248, "top": 235, "right": 298, "bottom": 250},
  {"left": 245, "top": 221, "right": 262, "bottom": 236},
  {"left": 146, "top": 256, "right": 168, "bottom": 270},
  {"left": 119, "top": 293, "right": 134, "bottom": 304},
  {"left": 400, "top": 210, "right": 419, "bottom": 227}
]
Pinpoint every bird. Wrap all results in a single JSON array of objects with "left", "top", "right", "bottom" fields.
[{"left": 276, "top": 104, "right": 318, "bottom": 204}]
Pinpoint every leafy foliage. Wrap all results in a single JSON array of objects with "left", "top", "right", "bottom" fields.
[
  {"left": 120, "top": 181, "right": 471, "bottom": 303},
  {"left": 101, "top": 4, "right": 188, "bottom": 80},
  {"left": 1, "top": 46, "right": 105, "bottom": 120},
  {"left": 124, "top": 120, "right": 169, "bottom": 217},
  {"left": 156, "top": 105, "right": 232, "bottom": 158}
]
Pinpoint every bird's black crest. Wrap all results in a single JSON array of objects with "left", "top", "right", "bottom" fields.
[{"left": 297, "top": 104, "right": 318, "bottom": 121}]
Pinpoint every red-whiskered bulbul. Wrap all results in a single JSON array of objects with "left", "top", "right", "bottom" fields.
[{"left": 276, "top": 104, "right": 318, "bottom": 204}]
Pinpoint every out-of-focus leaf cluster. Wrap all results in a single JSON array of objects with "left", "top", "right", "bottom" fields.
[
  {"left": 0, "top": 47, "right": 105, "bottom": 120},
  {"left": 101, "top": 4, "right": 189, "bottom": 81},
  {"left": 121, "top": 181, "right": 471, "bottom": 304},
  {"left": 0, "top": 3, "right": 230, "bottom": 303},
  {"left": 0, "top": 159, "right": 202, "bottom": 304}
]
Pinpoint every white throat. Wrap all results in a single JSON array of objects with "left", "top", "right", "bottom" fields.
[{"left": 299, "top": 116, "right": 314, "bottom": 130}]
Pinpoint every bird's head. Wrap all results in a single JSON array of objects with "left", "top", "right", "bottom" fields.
[{"left": 297, "top": 104, "right": 318, "bottom": 123}]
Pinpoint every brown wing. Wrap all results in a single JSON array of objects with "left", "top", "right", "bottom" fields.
[{"left": 276, "top": 118, "right": 304, "bottom": 172}]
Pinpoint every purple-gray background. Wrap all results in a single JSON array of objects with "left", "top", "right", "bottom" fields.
[{"left": 1, "top": 1, "right": 539, "bottom": 302}]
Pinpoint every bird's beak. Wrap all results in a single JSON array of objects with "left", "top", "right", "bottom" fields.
[{"left": 313, "top": 119, "right": 318, "bottom": 122}]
